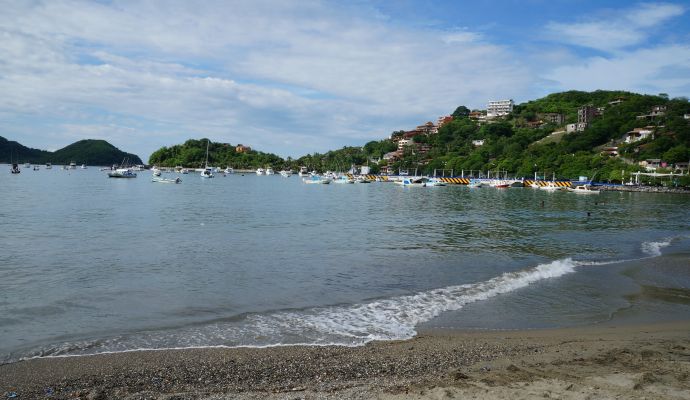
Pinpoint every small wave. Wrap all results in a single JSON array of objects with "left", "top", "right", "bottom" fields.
[
  {"left": 641, "top": 239, "right": 672, "bottom": 257},
  {"left": 17, "top": 258, "right": 578, "bottom": 361}
]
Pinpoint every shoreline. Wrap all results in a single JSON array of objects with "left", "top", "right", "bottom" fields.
[{"left": 2, "top": 320, "right": 689, "bottom": 399}]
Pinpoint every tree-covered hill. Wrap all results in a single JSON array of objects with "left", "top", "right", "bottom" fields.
[
  {"left": 0, "top": 137, "right": 142, "bottom": 165},
  {"left": 137, "top": 90, "right": 690, "bottom": 184},
  {"left": 148, "top": 139, "right": 284, "bottom": 169},
  {"left": 298, "top": 90, "right": 688, "bottom": 183}
]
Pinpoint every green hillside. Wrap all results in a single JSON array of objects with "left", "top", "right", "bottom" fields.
[
  {"left": 143, "top": 90, "right": 690, "bottom": 185},
  {"left": 0, "top": 137, "right": 142, "bottom": 165},
  {"left": 290, "top": 90, "right": 689, "bottom": 184},
  {"left": 148, "top": 139, "right": 283, "bottom": 169}
]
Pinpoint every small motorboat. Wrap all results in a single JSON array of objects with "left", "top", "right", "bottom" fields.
[
  {"left": 152, "top": 176, "right": 181, "bottom": 184},
  {"left": 108, "top": 168, "right": 137, "bottom": 178},
  {"left": 11, "top": 163, "right": 20, "bottom": 174},
  {"left": 395, "top": 177, "right": 428, "bottom": 187},
  {"left": 279, "top": 170, "right": 293, "bottom": 177},
  {"left": 568, "top": 184, "right": 599, "bottom": 194},
  {"left": 303, "top": 176, "right": 331, "bottom": 184},
  {"left": 539, "top": 182, "right": 563, "bottom": 191},
  {"left": 467, "top": 179, "right": 482, "bottom": 188},
  {"left": 256, "top": 168, "right": 265, "bottom": 175}
]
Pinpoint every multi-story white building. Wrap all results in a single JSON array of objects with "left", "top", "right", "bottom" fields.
[{"left": 487, "top": 99, "right": 514, "bottom": 118}]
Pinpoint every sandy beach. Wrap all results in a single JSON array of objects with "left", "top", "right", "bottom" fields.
[{"left": 1, "top": 320, "right": 688, "bottom": 399}]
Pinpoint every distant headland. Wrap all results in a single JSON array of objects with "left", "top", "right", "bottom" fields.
[{"left": 0, "top": 137, "right": 142, "bottom": 166}]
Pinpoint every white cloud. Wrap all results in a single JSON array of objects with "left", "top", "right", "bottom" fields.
[
  {"left": 546, "top": 2, "right": 685, "bottom": 52},
  {"left": 0, "top": 1, "right": 534, "bottom": 160},
  {"left": 545, "top": 44, "right": 690, "bottom": 96}
]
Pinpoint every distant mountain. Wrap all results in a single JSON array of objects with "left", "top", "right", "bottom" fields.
[{"left": 0, "top": 137, "right": 142, "bottom": 165}]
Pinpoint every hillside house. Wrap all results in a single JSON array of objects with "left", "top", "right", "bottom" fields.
[
  {"left": 235, "top": 144, "right": 251, "bottom": 153},
  {"left": 637, "top": 105, "right": 667, "bottom": 120},
  {"left": 601, "top": 146, "right": 619, "bottom": 157},
  {"left": 472, "top": 139, "right": 485, "bottom": 147},
  {"left": 487, "top": 99, "right": 514, "bottom": 118},
  {"left": 625, "top": 127, "right": 654, "bottom": 144},
  {"left": 640, "top": 159, "right": 662, "bottom": 171},
  {"left": 538, "top": 113, "right": 565, "bottom": 125}
]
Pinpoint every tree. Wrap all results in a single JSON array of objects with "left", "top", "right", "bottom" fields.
[{"left": 451, "top": 105, "right": 471, "bottom": 118}]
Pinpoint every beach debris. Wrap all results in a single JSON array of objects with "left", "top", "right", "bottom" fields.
[
  {"left": 5, "top": 392, "right": 17, "bottom": 399},
  {"left": 452, "top": 370, "right": 469, "bottom": 380}
]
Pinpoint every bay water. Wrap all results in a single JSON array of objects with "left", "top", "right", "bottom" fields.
[{"left": 1, "top": 166, "right": 689, "bottom": 363}]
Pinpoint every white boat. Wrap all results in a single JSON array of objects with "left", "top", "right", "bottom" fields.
[
  {"left": 45, "top": 163, "right": 52, "bottom": 169},
  {"left": 298, "top": 166, "right": 309, "bottom": 177},
  {"left": 108, "top": 168, "right": 137, "bottom": 178},
  {"left": 153, "top": 169, "right": 162, "bottom": 177},
  {"left": 81, "top": 164, "right": 87, "bottom": 169},
  {"left": 180, "top": 168, "right": 189, "bottom": 174},
  {"left": 395, "top": 177, "right": 428, "bottom": 187},
  {"left": 279, "top": 170, "right": 292, "bottom": 177},
  {"left": 303, "top": 176, "right": 331, "bottom": 184},
  {"left": 33, "top": 165, "right": 40, "bottom": 171},
  {"left": 568, "top": 184, "right": 599, "bottom": 194},
  {"left": 468, "top": 179, "right": 482, "bottom": 188},
  {"left": 355, "top": 176, "right": 373, "bottom": 183},
  {"left": 426, "top": 178, "right": 446, "bottom": 186},
  {"left": 256, "top": 168, "right": 265, "bottom": 175},
  {"left": 152, "top": 176, "right": 181, "bottom": 184},
  {"left": 68, "top": 161, "right": 77, "bottom": 169},
  {"left": 224, "top": 167, "right": 234, "bottom": 174},
  {"left": 539, "top": 182, "right": 563, "bottom": 191},
  {"left": 333, "top": 175, "right": 355, "bottom": 184},
  {"left": 200, "top": 140, "right": 214, "bottom": 179},
  {"left": 265, "top": 167, "right": 275, "bottom": 175}
]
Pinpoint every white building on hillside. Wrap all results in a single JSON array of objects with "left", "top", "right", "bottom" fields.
[{"left": 487, "top": 99, "right": 514, "bottom": 118}]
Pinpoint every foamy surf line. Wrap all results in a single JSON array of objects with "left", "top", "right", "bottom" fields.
[
  {"left": 10, "top": 239, "right": 679, "bottom": 363},
  {"left": 12, "top": 258, "right": 578, "bottom": 363}
]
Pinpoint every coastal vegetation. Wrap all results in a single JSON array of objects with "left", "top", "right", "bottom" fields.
[
  {"left": 0, "top": 137, "right": 143, "bottom": 165},
  {"left": 146, "top": 90, "right": 689, "bottom": 184}
]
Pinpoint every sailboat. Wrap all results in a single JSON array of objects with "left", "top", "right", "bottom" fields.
[{"left": 200, "top": 140, "right": 214, "bottom": 179}]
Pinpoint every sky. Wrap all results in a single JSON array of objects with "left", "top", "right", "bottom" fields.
[{"left": 1, "top": 1, "right": 689, "bottom": 161}]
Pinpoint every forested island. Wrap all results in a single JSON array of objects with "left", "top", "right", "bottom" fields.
[
  {"left": 0, "top": 138, "right": 143, "bottom": 166},
  {"left": 149, "top": 90, "right": 690, "bottom": 184}
]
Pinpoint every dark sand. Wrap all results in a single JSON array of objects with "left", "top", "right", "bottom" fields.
[{"left": 2, "top": 321, "right": 689, "bottom": 399}]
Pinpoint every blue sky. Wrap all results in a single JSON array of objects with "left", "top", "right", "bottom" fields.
[{"left": 1, "top": 1, "right": 689, "bottom": 161}]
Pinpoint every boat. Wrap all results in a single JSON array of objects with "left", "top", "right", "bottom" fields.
[
  {"left": 426, "top": 177, "right": 447, "bottom": 186},
  {"left": 180, "top": 168, "right": 189, "bottom": 174},
  {"left": 298, "top": 166, "right": 309, "bottom": 177},
  {"left": 279, "top": 170, "right": 292, "bottom": 178},
  {"left": 45, "top": 163, "right": 52, "bottom": 169},
  {"left": 568, "top": 184, "right": 599, "bottom": 194},
  {"left": 539, "top": 182, "right": 563, "bottom": 191},
  {"left": 68, "top": 161, "right": 77, "bottom": 169},
  {"left": 468, "top": 179, "right": 482, "bottom": 188},
  {"left": 108, "top": 168, "right": 137, "bottom": 178},
  {"left": 81, "top": 164, "right": 87, "bottom": 169},
  {"left": 265, "top": 167, "right": 275, "bottom": 175},
  {"left": 153, "top": 169, "right": 162, "bottom": 177},
  {"left": 10, "top": 163, "right": 20, "bottom": 174},
  {"left": 256, "top": 168, "right": 265, "bottom": 175},
  {"left": 303, "top": 176, "right": 331, "bottom": 184},
  {"left": 152, "top": 176, "right": 181, "bottom": 184},
  {"left": 395, "top": 177, "right": 428, "bottom": 187},
  {"left": 200, "top": 140, "right": 214, "bottom": 179},
  {"left": 489, "top": 179, "right": 510, "bottom": 188},
  {"left": 333, "top": 175, "right": 355, "bottom": 184},
  {"left": 33, "top": 165, "right": 40, "bottom": 171},
  {"left": 224, "top": 167, "right": 234, "bottom": 174}
]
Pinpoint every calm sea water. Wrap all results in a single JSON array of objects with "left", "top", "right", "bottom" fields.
[{"left": 1, "top": 166, "right": 689, "bottom": 363}]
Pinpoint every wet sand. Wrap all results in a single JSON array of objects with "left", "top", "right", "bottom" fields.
[{"left": 1, "top": 320, "right": 689, "bottom": 399}]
